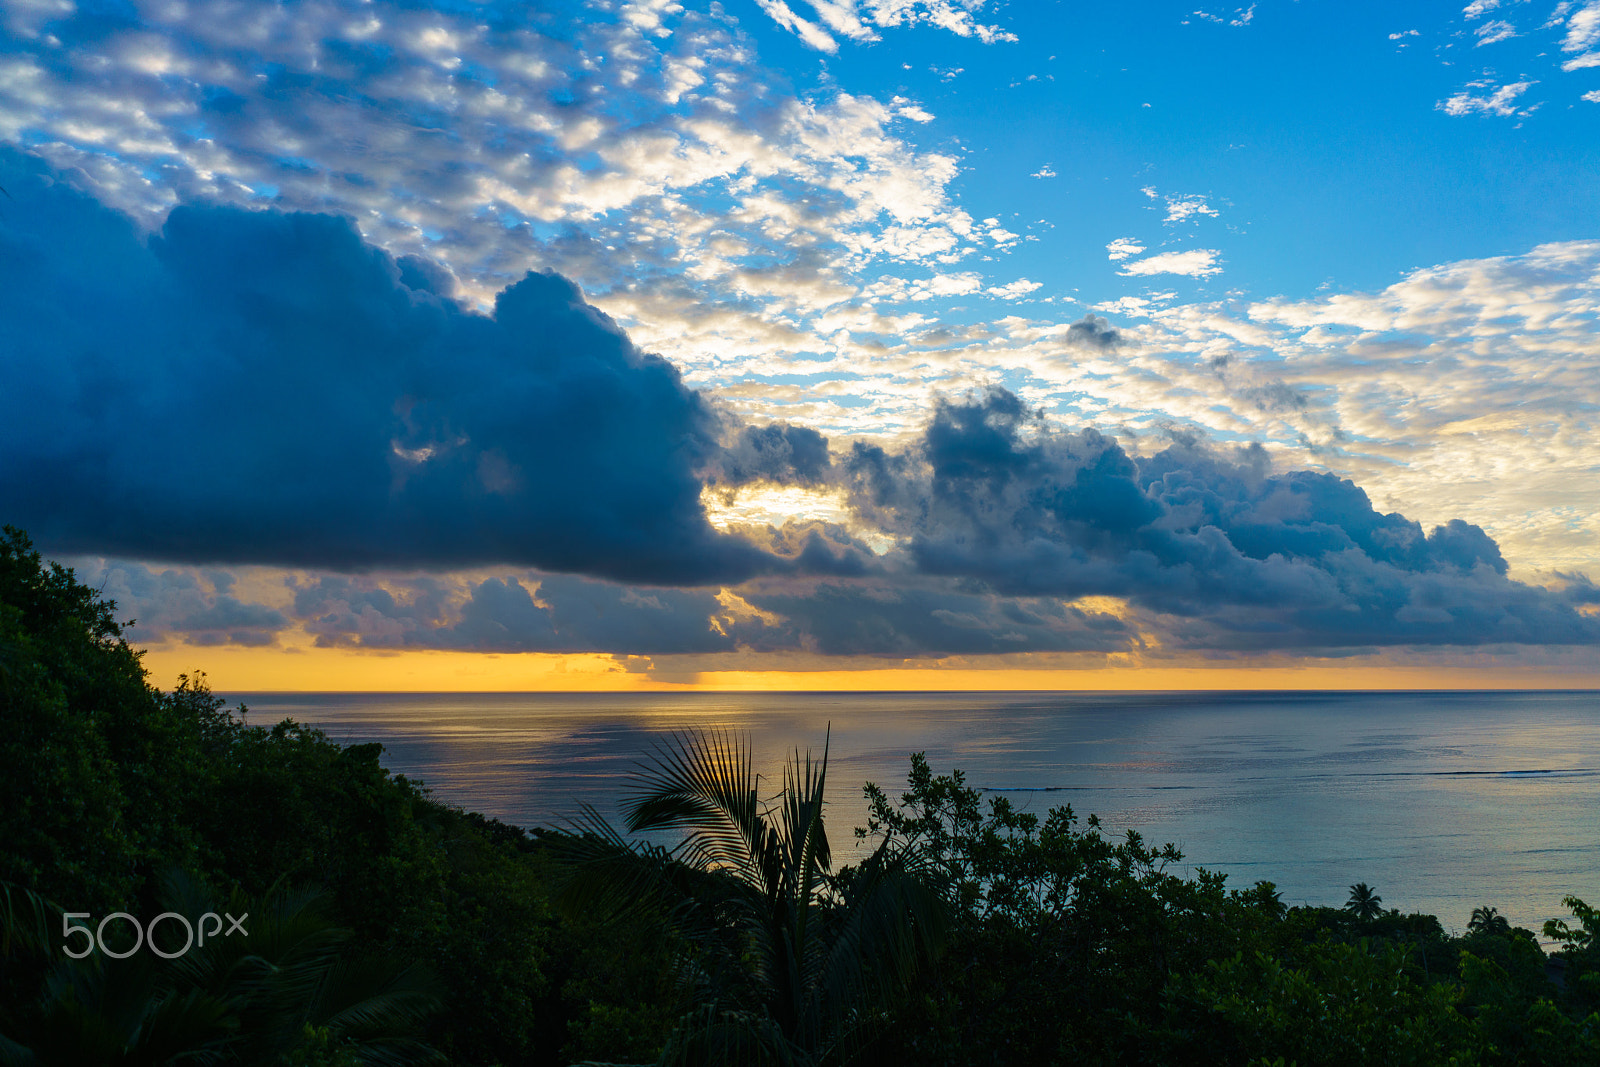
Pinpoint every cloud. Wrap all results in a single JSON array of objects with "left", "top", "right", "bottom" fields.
[
  {"left": 294, "top": 571, "right": 743, "bottom": 654},
  {"left": 0, "top": 150, "right": 771, "bottom": 584},
  {"left": 1463, "top": 0, "right": 1501, "bottom": 17},
  {"left": 986, "top": 278, "right": 1043, "bottom": 299},
  {"left": 1162, "top": 195, "right": 1220, "bottom": 223},
  {"left": 1474, "top": 19, "right": 1518, "bottom": 44},
  {"left": 857, "top": 0, "right": 1016, "bottom": 43},
  {"left": 72, "top": 377, "right": 1600, "bottom": 657},
  {"left": 1095, "top": 239, "right": 1600, "bottom": 580},
  {"left": 1117, "top": 249, "right": 1223, "bottom": 277},
  {"left": 836, "top": 389, "right": 1600, "bottom": 651},
  {"left": 1564, "top": 1, "right": 1600, "bottom": 52},
  {"left": 738, "top": 579, "right": 1130, "bottom": 656},
  {"left": 893, "top": 99, "right": 936, "bottom": 122},
  {"left": 1064, "top": 314, "right": 1122, "bottom": 350},
  {"left": 1138, "top": 187, "right": 1220, "bottom": 225},
  {"left": 686, "top": 0, "right": 1020, "bottom": 53},
  {"left": 862, "top": 271, "right": 984, "bottom": 301},
  {"left": 1031, "top": 165, "right": 1057, "bottom": 178},
  {"left": 1191, "top": 6, "right": 1254, "bottom": 27},
  {"left": 280, "top": 562, "right": 1134, "bottom": 658},
  {"left": 0, "top": 0, "right": 1017, "bottom": 382},
  {"left": 1106, "top": 237, "right": 1146, "bottom": 261},
  {"left": 754, "top": 0, "right": 843, "bottom": 52},
  {"left": 708, "top": 422, "right": 834, "bottom": 488},
  {"left": 70, "top": 559, "right": 288, "bottom": 647},
  {"left": 1437, "top": 80, "right": 1534, "bottom": 115}
]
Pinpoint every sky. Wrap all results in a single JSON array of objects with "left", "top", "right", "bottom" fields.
[{"left": 2, "top": 0, "right": 1598, "bottom": 690}]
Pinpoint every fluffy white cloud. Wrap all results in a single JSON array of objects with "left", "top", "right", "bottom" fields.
[
  {"left": 0, "top": 0, "right": 1055, "bottom": 397},
  {"left": 1106, "top": 237, "right": 1146, "bottom": 261},
  {"left": 892, "top": 97, "right": 936, "bottom": 122},
  {"left": 1117, "top": 249, "right": 1223, "bottom": 277},
  {"left": 1563, "top": 1, "right": 1600, "bottom": 52},
  {"left": 986, "top": 278, "right": 1042, "bottom": 299},
  {"left": 722, "top": 240, "right": 1600, "bottom": 584}
]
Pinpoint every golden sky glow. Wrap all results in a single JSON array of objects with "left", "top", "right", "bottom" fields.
[{"left": 140, "top": 642, "right": 1600, "bottom": 694}]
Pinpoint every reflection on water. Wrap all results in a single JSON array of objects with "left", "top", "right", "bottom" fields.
[{"left": 232, "top": 689, "right": 1600, "bottom": 934}]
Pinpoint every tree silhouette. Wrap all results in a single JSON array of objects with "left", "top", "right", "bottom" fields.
[
  {"left": 1345, "top": 882, "right": 1384, "bottom": 923},
  {"left": 1468, "top": 905, "right": 1510, "bottom": 936},
  {"left": 551, "top": 728, "right": 945, "bottom": 1066}
]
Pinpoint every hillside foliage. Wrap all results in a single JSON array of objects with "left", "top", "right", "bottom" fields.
[{"left": 2, "top": 526, "right": 1597, "bottom": 1065}]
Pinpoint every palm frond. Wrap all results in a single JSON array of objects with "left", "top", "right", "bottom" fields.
[
  {"left": 808, "top": 840, "right": 947, "bottom": 1040},
  {"left": 0, "top": 881, "right": 57, "bottom": 961},
  {"left": 624, "top": 729, "right": 769, "bottom": 885},
  {"left": 545, "top": 809, "right": 733, "bottom": 926},
  {"left": 311, "top": 957, "right": 443, "bottom": 1038},
  {"left": 124, "top": 986, "right": 238, "bottom": 1067},
  {"left": 656, "top": 1002, "right": 804, "bottom": 1067},
  {"left": 774, "top": 732, "right": 832, "bottom": 890},
  {"left": 549, "top": 726, "right": 944, "bottom": 1063},
  {"left": 0, "top": 1031, "right": 38, "bottom": 1067},
  {"left": 347, "top": 1036, "right": 449, "bottom": 1067}
]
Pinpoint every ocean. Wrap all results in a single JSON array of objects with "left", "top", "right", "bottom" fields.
[{"left": 232, "top": 689, "right": 1600, "bottom": 937}]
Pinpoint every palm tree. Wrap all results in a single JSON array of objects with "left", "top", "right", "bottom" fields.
[
  {"left": 1468, "top": 905, "right": 1510, "bottom": 936},
  {"left": 1344, "top": 882, "right": 1384, "bottom": 923},
  {"left": 552, "top": 728, "right": 946, "bottom": 1067}
]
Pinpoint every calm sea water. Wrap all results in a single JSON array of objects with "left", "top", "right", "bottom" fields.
[{"left": 231, "top": 689, "right": 1600, "bottom": 937}]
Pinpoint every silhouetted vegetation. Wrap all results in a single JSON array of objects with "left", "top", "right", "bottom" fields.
[
  {"left": 3, "top": 525, "right": 1598, "bottom": 1064},
  {"left": 545, "top": 729, "right": 944, "bottom": 1064}
]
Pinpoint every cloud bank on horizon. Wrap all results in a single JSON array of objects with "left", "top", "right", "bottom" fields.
[
  {"left": 2, "top": 0, "right": 1597, "bottom": 673},
  {"left": 4, "top": 150, "right": 1597, "bottom": 665}
]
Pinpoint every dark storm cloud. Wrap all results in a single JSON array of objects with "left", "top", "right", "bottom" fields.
[
  {"left": 291, "top": 572, "right": 741, "bottom": 654},
  {"left": 283, "top": 564, "right": 1133, "bottom": 658},
  {"left": 739, "top": 580, "right": 1131, "bottom": 657},
  {"left": 737, "top": 522, "right": 879, "bottom": 578},
  {"left": 291, "top": 574, "right": 454, "bottom": 649},
  {"left": 842, "top": 389, "right": 1600, "bottom": 650},
  {"left": 0, "top": 149, "right": 771, "bottom": 584},
  {"left": 1064, "top": 313, "right": 1121, "bottom": 350},
  {"left": 72, "top": 560, "right": 287, "bottom": 647},
  {"left": 448, "top": 574, "right": 739, "bottom": 654},
  {"left": 708, "top": 422, "right": 834, "bottom": 487},
  {"left": 1556, "top": 573, "right": 1600, "bottom": 606}
]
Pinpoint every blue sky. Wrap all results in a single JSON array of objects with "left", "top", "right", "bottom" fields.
[
  {"left": 750, "top": 0, "right": 1600, "bottom": 303},
  {"left": 2, "top": 0, "right": 1598, "bottom": 684}
]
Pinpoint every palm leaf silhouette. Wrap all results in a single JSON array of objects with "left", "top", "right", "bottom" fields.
[{"left": 550, "top": 728, "right": 944, "bottom": 1066}]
